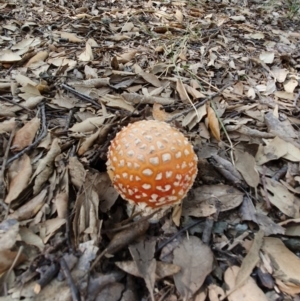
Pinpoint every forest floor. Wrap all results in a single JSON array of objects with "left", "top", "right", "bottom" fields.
[{"left": 0, "top": 0, "right": 300, "bottom": 300}]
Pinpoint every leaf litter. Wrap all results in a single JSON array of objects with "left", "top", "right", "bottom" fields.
[{"left": 0, "top": 0, "right": 299, "bottom": 300}]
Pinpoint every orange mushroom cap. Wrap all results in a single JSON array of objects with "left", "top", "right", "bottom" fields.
[{"left": 106, "top": 120, "right": 198, "bottom": 213}]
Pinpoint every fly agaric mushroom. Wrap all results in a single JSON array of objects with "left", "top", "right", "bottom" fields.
[{"left": 106, "top": 120, "right": 198, "bottom": 221}]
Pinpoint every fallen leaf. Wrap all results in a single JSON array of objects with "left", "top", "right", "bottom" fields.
[
  {"left": 262, "top": 178, "right": 299, "bottom": 218},
  {"left": 283, "top": 79, "right": 298, "bottom": 93},
  {"left": 230, "top": 230, "right": 264, "bottom": 293},
  {"left": 207, "top": 106, "right": 220, "bottom": 141},
  {"left": 31, "top": 138, "right": 61, "bottom": 194},
  {"left": 152, "top": 103, "right": 170, "bottom": 121},
  {"left": 224, "top": 266, "right": 268, "bottom": 301},
  {"left": 129, "top": 240, "right": 156, "bottom": 301},
  {"left": 25, "top": 51, "right": 48, "bottom": 67},
  {"left": 259, "top": 52, "right": 275, "bottom": 64},
  {"left": 235, "top": 150, "right": 259, "bottom": 188},
  {"left": 262, "top": 237, "right": 300, "bottom": 295},
  {"left": 173, "top": 236, "right": 213, "bottom": 300},
  {"left": 11, "top": 117, "right": 40, "bottom": 152},
  {"left": 5, "top": 154, "right": 32, "bottom": 204},
  {"left": 182, "top": 185, "right": 244, "bottom": 217},
  {"left": 9, "top": 189, "right": 47, "bottom": 220},
  {"left": 69, "top": 116, "right": 108, "bottom": 132},
  {"left": 78, "top": 42, "right": 94, "bottom": 62}
]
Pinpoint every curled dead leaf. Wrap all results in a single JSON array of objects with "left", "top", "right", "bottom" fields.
[
  {"left": 11, "top": 117, "right": 40, "bottom": 152},
  {"left": 207, "top": 106, "right": 220, "bottom": 141}
]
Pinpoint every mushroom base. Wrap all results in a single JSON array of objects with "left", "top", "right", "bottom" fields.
[{"left": 126, "top": 201, "right": 177, "bottom": 223}]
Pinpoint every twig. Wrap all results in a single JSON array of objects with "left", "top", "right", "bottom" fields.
[
  {"left": 293, "top": 90, "right": 300, "bottom": 108},
  {"left": 60, "top": 258, "right": 81, "bottom": 301},
  {"left": 202, "top": 217, "right": 214, "bottom": 245},
  {"left": 186, "top": 69, "right": 220, "bottom": 92},
  {"left": 102, "top": 208, "right": 162, "bottom": 234},
  {"left": 261, "top": 166, "right": 271, "bottom": 210},
  {"left": 0, "top": 127, "right": 16, "bottom": 213},
  {"left": 0, "top": 95, "right": 33, "bottom": 113},
  {"left": 5, "top": 103, "right": 47, "bottom": 167},
  {"left": 166, "top": 82, "right": 233, "bottom": 122},
  {"left": 2, "top": 246, "right": 24, "bottom": 295},
  {"left": 61, "top": 84, "right": 102, "bottom": 108},
  {"left": 155, "top": 218, "right": 203, "bottom": 256},
  {"left": 64, "top": 109, "right": 74, "bottom": 131},
  {"left": 272, "top": 165, "right": 288, "bottom": 181}
]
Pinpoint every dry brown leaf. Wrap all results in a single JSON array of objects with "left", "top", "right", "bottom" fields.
[
  {"left": 25, "top": 51, "right": 48, "bottom": 67},
  {"left": 255, "top": 136, "right": 288, "bottom": 165},
  {"left": 208, "top": 284, "right": 225, "bottom": 301},
  {"left": 100, "top": 94, "right": 135, "bottom": 112},
  {"left": 182, "top": 185, "right": 244, "bottom": 217},
  {"left": 182, "top": 104, "right": 207, "bottom": 130},
  {"left": 0, "top": 118, "right": 16, "bottom": 134},
  {"left": 9, "top": 189, "right": 47, "bottom": 220},
  {"left": 184, "top": 84, "right": 205, "bottom": 99},
  {"left": 84, "top": 65, "right": 98, "bottom": 79},
  {"left": 176, "top": 79, "right": 191, "bottom": 104},
  {"left": 78, "top": 41, "right": 94, "bottom": 62},
  {"left": 134, "top": 64, "right": 161, "bottom": 88},
  {"left": 117, "top": 50, "right": 138, "bottom": 63},
  {"left": 11, "top": 117, "right": 40, "bottom": 152},
  {"left": 0, "top": 50, "right": 22, "bottom": 62},
  {"left": 77, "top": 129, "right": 101, "bottom": 156},
  {"left": 15, "top": 74, "right": 37, "bottom": 87},
  {"left": 224, "top": 266, "right": 268, "bottom": 301},
  {"left": 60, "top": 32, "right": 83, "bottom": 42},
  {"left": 233, "top": 82, "right": 244, "bottom": 95},
  {"left": 122, "top": 92, "right": 174, "bottom": 105},
  {"left": 235, "top": 150, "right": 259, "bottom": 188},
  {"left": 19, "top": 84, "right": 43, "bottom": 108},
  {"left": 0, "top": 250, "right": 26, "bottom": 274},
  {"left": 87, "top": 171, "right": 119, "bottom": 213},
  {"left": 262, "top": 178, "right": 299, "bottom": 218},
  {"left": 259, "top": 52, "right": 275, "bottom": 64},
  {"left": 231, "top": 230, "right": 264, "bottom": 293},
  {"left": 175, "top": 10, "right": 183, "bottom": 22},
  {"left": 5, "top": 154, "right": 32, "bottom": 204},
  {"left": 0, "top": 220, "right": 19, "bottom": 251},
  {"left": 68, "top": 156, "right": 86, "bottom": 189},
  {"left": 152, "top": 103, "right": 170, "bottom": 121},
  {"left": 40, "top": 217, "right": 66, "bottom": 244},
  {"left": 272, "top": 68, "right": 288, "bottom": 83},
  {"left": 207, "top": 106, "right": 220, "bottom": 141},
  {"left": 129, "top": 240, "right": 156, "bottom": 301},
  {"left": 69, "top": 116, "right": 108, "bottom": 133},
  {"left": 31, "top": 138, "right": 61, "bottom": 194},
  {"left": 115, "top": 260, "right": 180, "bottom": 280},
  {"left": 19, "top": 227, "right": 44, "bottom": 251},
  {"left": 283, "top": 79, "right": 298, "bottom": 93},
  {"left": 173, "top": 236, "right": 213, "bottom": 300},
  {"left": 265, "top": 111, "right": 297, "bottom": 140},
  {"left": 54, "top": 192, "right": 68, "bottom": 219},
  {"left": 262, "top": 237, "right": 300, "bottom": 295}
]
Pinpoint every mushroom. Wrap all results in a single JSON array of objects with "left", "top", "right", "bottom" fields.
[{"left": 106, "top": 120, "right": 198, "bottom": 221}]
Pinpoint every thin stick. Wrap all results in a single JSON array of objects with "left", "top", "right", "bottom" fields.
[
  {"left": 166, "top": 82, "right": 233, "bottom": 122},
  {"left": 2, "top": 246, "right": 24, "bottom": 295},
  {"left": 0, "top": 127, "right": 15, "bottom": 212},
  {"left": 155, "top": 218, "right": 203, "bottom": 256},
  {"left": 0, "top": 95, "right": 33, "bottom": 113},
  {"left": 61, "top": 84, "right": 102, "bottom": 108},
  {"left": 60, "top": 258, "right": 81, "bottom": 301}
]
